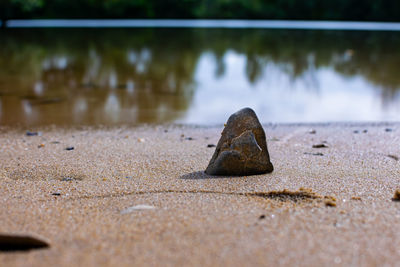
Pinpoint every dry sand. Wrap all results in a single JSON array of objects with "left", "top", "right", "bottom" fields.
[{"left": 1, "top": 123, "right": 400, "bottom": 266}]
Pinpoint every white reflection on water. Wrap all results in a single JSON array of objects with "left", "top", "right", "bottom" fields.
[
  {"left": 180, "top": 51, "right": 400, "bottom": 123},
  {"left": 126, "top": 80, "right": 135, "bottom": 94},
  {"left": 22, "top": 100, "right": 38, "bottom": 121},
  {"left": 34, "top": 81, "right": 44, "bottom": 96},
  {"left": 42, "top": 56, "right": 68, "bottom": 70},
  {"left": 109, "top": 72, "right": 117, "bottom": 89},
  {"left": 104, "top": 93, "right": 121, "bottom": 122},
  {"left": 140, "top": 49, "right": 152, "bottom": 62},
  {"left": 127, "top": 50, "right": 137, "bottom": 64},
  {"left": 83, "top": 49, "right": 101, "bottom": 86},
  {"left": 74, "top": 97, "right": 88, "bottom": 114},
  {"left": 73, "top": 97, "right": 88, "bottom": 124}
]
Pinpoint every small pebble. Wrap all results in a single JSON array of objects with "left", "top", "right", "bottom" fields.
[
  {"left": 385, "top": 128, "right": 393, "bottom": 132},
  {"left": 37, "top": 144, "right": 45, "bottom": 148},
  {"left": 363, "top": 129, "right": 368, "bottom": 133},
  {"left": 65, "top": 146, "right": 74, "bottom": 151},
  {"left": 26, "top": 131, "right": 38, "bottom": 136},
  {"left": 137, "top": 138, "right": 145, "bottom": 143},
  {"left": 353, "top": 130, "right": 359, "bottom": 134},
  {"left": 309, "top": 129, "right": 316, "bottom": 134},
  {"left": 51, "top": 192, "right": 61, "bottom": 196},
  {"left": 304, "top": 152, "right": 324, "bottom": 156},
  {"left": 185, "top": 137, "right": 194, "bottom": 140},
  {"left": 388, "top": 155, "right": 399, "bottom": 161},
  {"left": 312, "top": 144, "right": 328, "bottom": 148},
  {"left": 50, "top": 141, "right": 60, "bottom": 144},
  {"left": 61, "top": 177, "right": 73, "bottom": 181},
  {"left": 325, "top": 200, "right": 336, "bottom": 207},
  {"left": 207, "top": 144, "right": 216, "bottom": 148},
  {"left": 259, "top": 215, "right": 266, "bottom": 220}
]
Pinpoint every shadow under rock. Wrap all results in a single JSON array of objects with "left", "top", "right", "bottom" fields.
[{"left": 180, "top": 171, "right": 254, "bottom": 180}]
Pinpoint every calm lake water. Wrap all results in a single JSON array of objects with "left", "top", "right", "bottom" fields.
[{"left": 1, "top": 27, "right": 400, "bottom": 125}]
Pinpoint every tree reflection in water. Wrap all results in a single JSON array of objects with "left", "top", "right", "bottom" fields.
[{"left": 0, "top": 28, "right": 399, "bottom": 125}]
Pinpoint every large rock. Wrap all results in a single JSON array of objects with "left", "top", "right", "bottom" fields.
[{"left": 205, "top": 108, "right": 274, "bottom": 176}]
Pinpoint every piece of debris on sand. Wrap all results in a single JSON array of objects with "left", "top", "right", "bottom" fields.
[{"left": 312, "top": 144, "right": 328, "bottom": 148}]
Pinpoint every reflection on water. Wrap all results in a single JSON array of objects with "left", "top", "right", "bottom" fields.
[{"left": 0, "top": 28, "right": 400, "bottom": 125}]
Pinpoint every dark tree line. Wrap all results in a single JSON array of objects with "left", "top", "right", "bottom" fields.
[{"left": 1, "top": 0, "right": 400, "bottom": 21}]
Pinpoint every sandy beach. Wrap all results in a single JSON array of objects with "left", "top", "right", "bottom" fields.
[{"left": 1, "top": 123, "right": 400, "bottom": 266}]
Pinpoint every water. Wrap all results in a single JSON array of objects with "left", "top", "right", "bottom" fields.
[{"left": 0, "top": 27, "right": 400, "bottom": 126}]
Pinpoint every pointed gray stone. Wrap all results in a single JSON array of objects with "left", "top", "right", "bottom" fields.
[{"left": 205, "top": 108, "right": 274, "bottom": 176}]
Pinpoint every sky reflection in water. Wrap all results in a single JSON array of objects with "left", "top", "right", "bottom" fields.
[
  {"left": 0, "top": 28, "right": 399, "bottom": 125},
  {"left": 185, "top": 51, "right": 400, "bottom": 123}
]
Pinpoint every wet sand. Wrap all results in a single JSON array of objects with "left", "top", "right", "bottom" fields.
[{"left": 1, "top": 123, "right": 400, "bottom": 266}]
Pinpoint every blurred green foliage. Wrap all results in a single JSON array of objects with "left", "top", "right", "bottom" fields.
[{"left": 1, "top": 0, "right": 399, "bottom": 21}]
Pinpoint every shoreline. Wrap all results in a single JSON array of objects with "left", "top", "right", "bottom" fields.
[{"left": 1, "top": 120, "right": 399, "bottom": 130}]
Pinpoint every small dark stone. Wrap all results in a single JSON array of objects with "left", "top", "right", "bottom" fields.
[
  {"left": 61, "top": 177, "right": 73, "bottom": 181},
  {"left": 185, "top": 137, "right": 194, "bottom": 140},
  {"left": 363, "top": 129, "right": 368, "bottom": 133},
  {"left": 26, "top": 131, "right": 38, "bottom": 136},
  {"left": 312, "top": 144, "right": 328, "bottom": 148},
  {"left": 353, "top": 130, "right": 359, "bottom": 134},
  {"left": 385, "top": 128, "right": 393, "bottom": 132},
  {"left": 309, "top": 129, "right": 316, "bottom": 134},
  {"left": 388, "top": 155, "right": 399, "bottom": 161},
  {"left": 65, "top": 146, "right": 74, "bottom": 151},
  {"left": 205, "top": 108, "right": 273, "bottom": 176},
  {"left": 259, "top": 214, "right": 266, "bottom": 220},
  {"left": 164, "top": 129, "right": 168, "bottom": 133},
  {"left": 51, "top": 192, "right": 61, "bottom": 196},
  {"left": 325, "top": 200, "right": 337, "bottom": 207},
  {"left": 207, "top": 144, "right": 216, "bottom": 148},
  {"left": 304, "top": 152, "right": 324, "bottom": 156}
]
